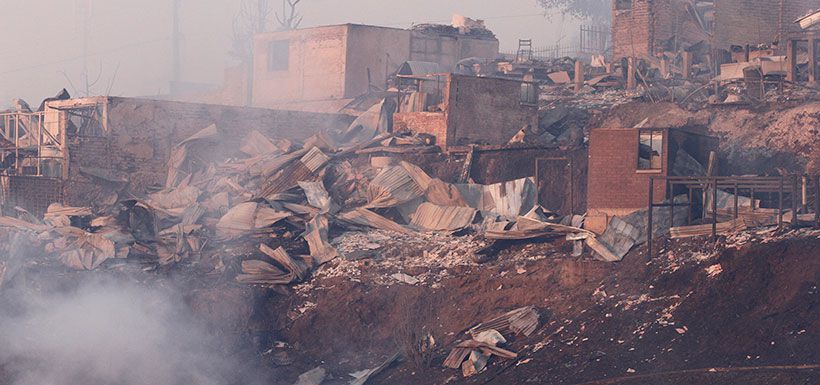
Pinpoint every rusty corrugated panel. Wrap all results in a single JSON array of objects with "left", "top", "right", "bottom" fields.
[
  {"left": 216, "top": 202, "right": 290, "bottom": 239},
  {"left": 366, "top": 164, "right": 426, "bottom": 208},
  {"left": 456, "top": 177, "right": 537, "bottom": 219},
  {"left": 338, "top": 208, "right": 414, "bottom": 234},
  {"left": 468, "top": 306, "right": 540, "bottom": 338},
  {"left": 300, "top": 146, "right": 330, "bottom": 173},
  {"left": 410, "top": 202, "right": 476, "bottom": 232}
]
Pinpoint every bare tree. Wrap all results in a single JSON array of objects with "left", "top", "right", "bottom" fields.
[
  {"left": 230, "top": 0, "right": 275, "bottom": 62},
  {"left": 275, "top": 0, "right": 303, "bottom": 31},
  {"left": 537, "top": 0, "right": 611, "bottom": 23}
]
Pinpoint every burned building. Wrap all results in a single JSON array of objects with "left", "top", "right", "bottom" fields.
[
  {"left": 611, "top": 0, "right": 712, "bottom": 61},
  {"left": 714, "top": 0, "right": 815, "bottom": 49},
  {"left": 251, "top": 22, "right": 499, "bottom": 112},
  {"left": 586, "top": 126, "right": 717, "bottom": 233},
  {"left": 0, "top": 97, "right": 352, "bottom": 215},
  {"left": 612, "top": 0, "right": 816, "bottom": 60},
  {"left": 392, "top": 73, "right": 539, "bottom": 149}
]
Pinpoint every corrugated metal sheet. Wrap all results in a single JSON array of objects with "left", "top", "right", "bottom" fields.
[
  {"left": 300, "top": 146, "right": 330, "bottom": 173},
  {"left": 366, "top": 165, "right": 426, "bottom": 208},
  {"left": 304, "top": 215, "right": 339, "bottom": 264},
  {"left": 216, "top": 202, "right": 290, "bottom": 239},
  {"left": 456, "top": 177, "right": 537, "bottom": 219},
  {"left": 410, "top": 202, "right": 476, "bottom": 232},
  {"left": 338, "top": 208, "right": 413, "bottom": 234}
]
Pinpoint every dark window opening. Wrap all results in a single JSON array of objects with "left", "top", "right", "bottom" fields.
[
  {"left": 520, "top": 82, "right": 538, "bottom": 105},
  {"left": 638, "top": 130, "right": 663, "bottom": 170},
  {"left": 616, "top": 0, "right": 632, "bottom": 11},
  {"left": 267, "top": 40, "right": 290, "bottom": 71},
  {"left": 66, "top": 105, "right": 105, "bottom": 137}
]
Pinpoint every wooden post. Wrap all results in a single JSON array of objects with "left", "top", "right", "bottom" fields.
[
  {"left": 792, "top": 176, "right": 800, "bottom": 229},
  {"left": 682, "top": 51, "right": 692, "bottom": 80},
  {"left": 647, "top": 177, "right": 654, "bottom": 260},
  {"left": 815, "top": 176, "right": 820, "bottom": 228},
  {"left": 803, "top": 175, "right": 809, "bottom": 213},
  {"left": 808, "top": 32, "right": 816, "bottom": 86},
  {"left": 712, "top": 180, "right": 718, "bottom": 240},
  {"left": 787, "top": 38, "right": 797, "bottom": 82},
  {"left": 778, "top": 177, "right": 784, "bottom": 228},
  {"left": 574, "top": 60, "right": 584, "bottom": 92},
  {"left": 627, "top": 57, "right": 637, "bottom": 90},
  {"left": 669, "top": 180, "right": 675, "bottom": 228},
  {"left": 660, "top": 57, "right": 669, "bottom": 79}
]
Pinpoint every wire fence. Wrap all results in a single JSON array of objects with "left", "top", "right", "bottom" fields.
[{"left": 501, "top": 43, "right": 581, "bottom": 61}]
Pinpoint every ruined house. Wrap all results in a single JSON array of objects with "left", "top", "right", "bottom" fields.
[
  {"left": 0, "top": 97, "right": 352, "bottom": 215},
  {"left": 612, "top": 1, "right": 814, "bottom": 63},
  {"left": 714, "top": 0, "right": 815, "bottom": 49},
  {"left": 586, "top": 126, "right": 717, "bottom": 233},
  {"left": 611, "top": 0, "right": 712, "bottom": 61},
  {"left": 250, "top": 23, "right": 500, "bottom": 112},
  {"left": 392, "top": 73, "right": 539, "bottom": 149}
]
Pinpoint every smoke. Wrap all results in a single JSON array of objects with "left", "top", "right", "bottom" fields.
[{"left": 0, "top": 277, "right": 247, "bottom": 385}]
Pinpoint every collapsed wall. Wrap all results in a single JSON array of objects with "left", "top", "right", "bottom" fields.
[{"left": 47, "top": 97, "right": 354, "bottom": 209}]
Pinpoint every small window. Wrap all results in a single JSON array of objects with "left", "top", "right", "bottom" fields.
[
  {"left": 267, "top": 40, "right": 289, "bottom": 71},
  {"left": 65, "top": 104, "right": 105, "bottom": 137},
  {"left": 520, "top": 82, "right": 538, "bottom": 105},
  {"left": 616, "top": 0, "right": 632, "bottom": 11},
  {"left": 638, "top": 130, "right": 663, "bottom": 170}
]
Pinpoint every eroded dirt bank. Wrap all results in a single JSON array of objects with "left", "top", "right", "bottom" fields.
[{"left": 1, "top": 229, "right": 817, "bottom": 385}]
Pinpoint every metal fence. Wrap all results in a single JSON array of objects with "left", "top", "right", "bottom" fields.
[
  {"left": 0, "top": 111, "right": 63, "bottom": 176},
  {"left": 502, "top": 43, "right": 581, "bottom": 61}
]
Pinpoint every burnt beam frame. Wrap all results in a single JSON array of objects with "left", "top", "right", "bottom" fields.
[{"left": 646, "top": 175, "right": 819, "bottom": 259}]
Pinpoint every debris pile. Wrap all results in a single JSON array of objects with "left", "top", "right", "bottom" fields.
[{"left": 0, "top": 119, "right": 596, "bottom": 289}]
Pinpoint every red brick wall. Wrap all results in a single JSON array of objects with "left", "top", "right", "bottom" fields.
[
  {"left": 613, "top": 0, "right": 653, "bottom": 59},
  {"left": 587, "top": 129, "right": 667, "bottom": 212},
  {"left": 613, "top": 0, "right": 710, "bottom": 60},
  {"left": 714, "top": 0, "right": 814, "bottom": 48},
  {"left": 0, "top": 176, "right": 62, "bottom": 216},
  {"left": 393, "top": 112, "right": 448, "bottom": 146}
]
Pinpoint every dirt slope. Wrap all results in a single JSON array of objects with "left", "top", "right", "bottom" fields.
[{"left": 261, "top": 229, "right": 819, "bottom": 385}]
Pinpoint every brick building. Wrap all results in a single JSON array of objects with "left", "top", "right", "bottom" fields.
[
  {"left": 393, "top": 74, "right": 539, "bottom": 149},
  {"left": 250, "top": 23, "right": 499, "bottom": 112},
  {"left": 612, "top": 0, "right": 711, "bottom": 60},
  {"left": 0, "top": 97, "right": 352, "bottom": 215},
  {"left": 586, "top": 126, "right": 717, "bottom": 233},
  {"left": 714, "top": 0, "right": 815, "bottom": 48},
  {"left": 612, "top": 0, "right": 816, "bottom": 61}
]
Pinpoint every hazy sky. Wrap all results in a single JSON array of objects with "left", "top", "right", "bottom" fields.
[{"left": 0, "top": 0, "right": 583, "bottom": 107}]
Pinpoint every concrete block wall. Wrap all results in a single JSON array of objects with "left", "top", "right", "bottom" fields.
[{"left": 446, "top": 75, "right": 538, "bottom": 147}]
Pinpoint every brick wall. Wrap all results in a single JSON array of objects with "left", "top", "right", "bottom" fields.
[
  {"left": 393, "top": 112, "right": 448, "bottom": 146},
  {"left": 715, "top": 0, "right": 815, "bottom": 48},
  {"left": 613, "top": 0, "right": 653, "bottom": 59},
  {"left": 0, "top": 176, "right": 62, "bottom": 216},
  {"left": 613, "top": 0, "right": 710, "bottom": 60},
  {"left": 446, "top": 75, "right": 538, "bottom": 147},
  {"left": 587, "top": 129, "right": 668, "bottom": 232}
]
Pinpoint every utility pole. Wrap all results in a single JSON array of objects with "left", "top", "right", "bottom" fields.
[
  {"left": 75, "top": 0, "right": 92, "bottom": 96},
  {"left": 172, "top": 0, "right": 181, "bottom": 94}
]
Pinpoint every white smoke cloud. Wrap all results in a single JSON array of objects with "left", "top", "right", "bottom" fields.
[{"left": 0, "top": 277, "right": 248, "bottom": 385}]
